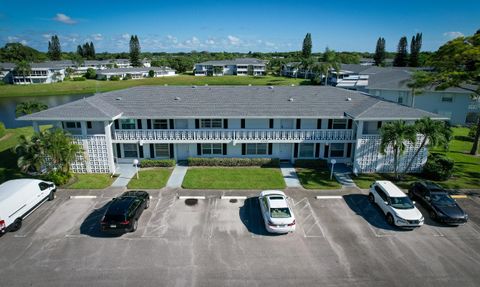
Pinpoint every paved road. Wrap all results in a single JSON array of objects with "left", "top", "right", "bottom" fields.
[{"left": 1, "top": 188, "right": 480, "bottom": 287}]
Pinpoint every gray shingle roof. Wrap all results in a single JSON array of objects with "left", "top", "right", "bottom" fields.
[
  {"left": 18, "top": 86, "right": 444, "bottom": 121},
  {"left": 196, "top": 58, "right": 267, "bottom": 66},
  {"left": 97, "top": 67, "right": 175, "bottom": 74}
]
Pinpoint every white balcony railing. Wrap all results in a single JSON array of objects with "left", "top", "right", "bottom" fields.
[{"left": 113, "top": 129, "right": 354, "bottom": 143}]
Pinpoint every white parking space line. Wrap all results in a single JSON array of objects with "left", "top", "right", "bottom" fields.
[
  {"left": 291, "top": 197, "right": 325, "bottom": 238},
  {"left": 178, "top": 196, "right": 206, "bottom": 200},
  {"left": 315, "top": 196, "right": 343, "bottom": 199},
  {"left": 220, "top": 195, "right": 248, "bottom": 200},
  {"left": 69, "top": 195, "right": 98, "bottom": 199}
]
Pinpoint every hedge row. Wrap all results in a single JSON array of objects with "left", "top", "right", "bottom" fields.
[
  {"left": 140, "top": 159, "right": 176, "bottom": 167},
  {"left": 187, "top": 157, "right": 280, "bottom": 167},
  {"left": 0, "top": 121, "right": 6, "bottom": 138},
  {"left": 294, "top": 159, "right": 328, "bottom": 169}
]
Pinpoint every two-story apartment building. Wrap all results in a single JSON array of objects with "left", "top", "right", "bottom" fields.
[
  {"left": 19, "top": 86, "right": 444, "bottom": 175},
  {"left": 10, "top": 62, "right": 66, "bottom": 84},
  {"left": 194, "top": 58, "right": 266, "bottom": 76},
  {"left": 96, "top": 67, "right": 176, "bottom": 80}
]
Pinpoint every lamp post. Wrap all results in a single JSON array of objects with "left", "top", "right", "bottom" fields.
[
  {"left": 330, "top": 159, "right": 336, "bottom": 180},
  {"left": 133, "top": 159, "right": 139, "bottom": 179}
]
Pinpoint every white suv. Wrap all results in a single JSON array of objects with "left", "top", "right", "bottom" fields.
[{"left": 369, "top": 180, "right": 424, "bottom": 228}]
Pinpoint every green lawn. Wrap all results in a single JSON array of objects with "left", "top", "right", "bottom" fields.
[
  {"left": 66, "top": 174, "right": 114, "bottom": 189},
  {"left": 127, "top": 168, "right": 172, "bottom": 189},
  {"left": 352, "top": 127, "right": 480, "bottom": 190},
  {"left": 295, "top": 167, "right": 342, "bottom": 189},
  {"left": 0, "top": 75, "right": 308, "bottom": 97},
  {"left": 182, "top": 167, "right": 286, "bottom": 189}
]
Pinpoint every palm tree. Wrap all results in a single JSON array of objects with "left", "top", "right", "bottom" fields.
[
  {"left": 300, "top": 57, "right": 314, "bottom": 79},
  {"left": 15, "top": 133, "right": 46, "bottom": 173},
  {"left": 407, "top": 71, "right": 432, "bottom": 107},
  {"left": 14, "top": 60, "right": 31, "bottom": 84},
  {"left": 380, "top": 121, "right": 417, "bottom": 180},
  {"left": 15, "top": 101, "right": 48, "bottom": 117},
  {"left": 43, "top": 129, "right": 83, "bottom": 173},
  {"left": 403, "top": 118, "right": 452, "bottom": 174}
]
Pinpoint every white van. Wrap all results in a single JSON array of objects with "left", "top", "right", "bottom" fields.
[{"left": 0, "top": 179, "right": 56, "bottom": 234}]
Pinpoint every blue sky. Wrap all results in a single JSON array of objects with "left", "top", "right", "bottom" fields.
[{"left": 1, "top": 0, "right": 478, "bottom": 53}]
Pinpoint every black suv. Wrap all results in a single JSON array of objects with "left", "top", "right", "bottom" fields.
[
  {"left": 101, "top": 191, "right": 150, "bottom": 233},
  {"left": 409, "top": 181, "right": 468, "bottom": 225}
]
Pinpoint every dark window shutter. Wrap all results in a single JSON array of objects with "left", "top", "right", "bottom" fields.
[
  {"left": 268, "top": 143, "right": 273, "bottom": 155},
  {"left": 328, "top": 119, "right": 333, "bottom": 129},
  {"left": 269, "top": 119, "right": 274, "bottom": 129},
  {"left": 317, "top": 119, "right": 322, "bottom": 129},
  {"left": 147, "top": 119, "right": 152, "bottom": 129},
  {"left": 137, "top": 119, "right": 142, "bottom": 129},
  {"left": 223, "top": 119, "right": 228, "bottom": 129},
  {"left": 169, "top": 119, "right": 175, "bottom": 129},
  {"left": 61, "top": 122, "right": 65, "bottom": 129},
  {"left": 324, "top": 145, "right": 330, "bottom": 158},
  {"left": 315, "top": 143, "right": 320, "bottom": 158},
  {"left": 114, "top": 120, "right": 119, "bottom": 129},
  {"left": 296, "top": 119, "right": 301, "bottom": 129},
  {"left": 195, "top": 119, "right": 200, "bottom": 129},
  {"left": 169, "top": 144, "right": 174, "bottom": 158},
  {"left": 347, "top": 143, "right": 352, "bottom": 158},
  {"left": 241, "top": 119, "right": 245, "bottom": 129},
  {"left": 347, "top": 119, "right": 353, "bottom": 129},
  {"left": 223, "top": 143, "right": 227, "bottom": 155},
  {"left": 377, "top": 121, "right": 382, "bottom": 129},
  {"left": 116, "top": 144, "right": 121, "bottom": 158},
  {"left": 293, "top": 143, "right": 299, "bottom": 158},
  {"left": 150, "top": 144, "right": 155, "bottom": 158},
  {"left": 139, "top": 145, "right": 144, "bottom": 158},
  {"left": 87, "top": 121, "right": 92, "bottom": 129},
  {"left": 197, "top": 144, "right": 201, "bottom": 155},
  {"left": 241, "top": 144, "right": 246, "bottom": 155}
]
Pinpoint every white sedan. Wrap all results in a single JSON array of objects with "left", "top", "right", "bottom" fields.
[{"left": 258, "top": 190, "right": 296, "bottom": 234}]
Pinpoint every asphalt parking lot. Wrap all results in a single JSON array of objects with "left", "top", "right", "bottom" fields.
[{"left": 1, "top": 188, "right": 480, "bottom": 287}]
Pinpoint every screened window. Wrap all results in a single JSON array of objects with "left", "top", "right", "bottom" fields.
[
  {"left": 123, "top": 144, "right": 138, "bottom": 158},
  {"left": 200, "top": 119, "right": 222, "bottom": 128},
  {"left": 397, "top": 97, "right": 403, "bottom": 104},
  {"left": 201, "top": 143, "right": 222, "bottom": 155},
  {"left": 332, "top": 119, "right": 347, "bottom": 129},
  {"left": 441, "top": 96, "right": 453, "bottom": 103},
  {"left": 246, "top": 143, "right": 267, "bottom": 155},
  {"left": 153, "top": 119, "right": 168, "bottom": 129},
  {"left": 65, "top": 122, "right": 81, "bottom": 129},
  {"left": 121, "top": 119, "right": 136, "bottom": 129},
  {"left": 154, "top": 144, "right": 169, "bottom": 157},
  {"left": 299, "top": 143, "right": 315, "bottom": 158},
  {"left": 330, "top": 143, "right": 345, "bottom": 157}
]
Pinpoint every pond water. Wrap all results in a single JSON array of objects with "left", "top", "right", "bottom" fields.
[{"left": 0, "top": 94, "right": 93, "bottom": 128}]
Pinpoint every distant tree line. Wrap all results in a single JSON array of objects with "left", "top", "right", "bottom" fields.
[
  {"left": 374, "top": 33, "right": 424, "bottom": 67},
  {"left": 77, "top": 42, "right": 96, "bottom": 60}
]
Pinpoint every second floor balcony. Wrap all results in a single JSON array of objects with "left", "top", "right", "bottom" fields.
[{"left": 112, "top": 129, "right": 355, "bottom": 143}]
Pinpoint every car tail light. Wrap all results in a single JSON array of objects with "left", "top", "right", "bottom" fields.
[
  {"left": 268, "top": 220, "right": 276, "bottom": 227},
  {"left": 288, "top": 220, "right": 296, "bottom": 226},
  {"left": 120, "top": 220, "right": 130, "bottom": 225},
  {"left": 0, "top": 220, "right": 5, "bottom": 229}
]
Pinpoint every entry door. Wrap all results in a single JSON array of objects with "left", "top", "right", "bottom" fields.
[
  {"left": 176, "top": 144, "right": 189, "bottom": 160},
  {"left": 279, "top": 144, "right": 292, "bottom": 160},
  {"left": 280, "top": 119, "right": 294, "bottom": 129}
]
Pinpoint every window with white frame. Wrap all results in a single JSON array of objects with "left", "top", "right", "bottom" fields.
[
  {"left": 65, "top": 122, "right": 81, "bottom": 129},
  {"left": 153, "top": 119, "right": 168, "bottom": 129},
  {"left": 123, "top": 143, "right": 138, "bottom": 158},
  {"left": 299, "top": 143, "right": 315, "bottom": 158},
  {"left": 121, "top": 119, "right": 136, "bottom": 129},
  {"left": 154, "top": 144, "right": 169, "bottom": 157},
  {"left": 330, "top": 143, "right": 345, "bottom": 157},
  {"left": 332, "top": 119, "right": 347, "bottom": 129},
  {"left": 201, "top": 143, "right": 223, "bottom": 155},
  {"left": 246, "top": 143, "right": 267, "bottom": 155},
  {"left": 200, "top": 119, "right": 222, "bottom": 128}
]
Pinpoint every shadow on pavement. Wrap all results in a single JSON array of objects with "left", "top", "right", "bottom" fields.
[
  {"left": 80, "top": 202, "right": 123, "bottom": 238},
  {"left": 239, "top": 197, "right": 282, "bottom": 236}
]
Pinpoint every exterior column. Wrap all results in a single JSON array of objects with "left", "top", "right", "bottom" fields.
[
  {"left": 32, "top": 121, "right": 40, "bottom": 133},
  {"left": 104, "top": 121, "right": 116, "bottom": 174},
  {"left": 80, "top": 121, "right": 88, "bottom": 136},
  {"left": 353, "top": 121, "right": 363, "bottom": 175}
]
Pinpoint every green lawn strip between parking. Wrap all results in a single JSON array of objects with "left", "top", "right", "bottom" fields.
[
  {"left": 66, "top": 174, "right": 115, "bottom": 189},
  {"left": 295, "top": 167, "right": 342, "bottom": 189},
  {"left": 127, "top": 168, "right": 173, "bottom": 189},
  {"left": 0, "top": 75, "right": 308, "bottom": 97},
  {"left": 182, "top": 167, "right": 286, "bottom": 189},
  {"left": 352, "top": 127, "right": 480, "bottom": 190}
]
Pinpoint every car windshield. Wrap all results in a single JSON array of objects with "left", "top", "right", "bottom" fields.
[
  {"left": 431, "top": 193, "right": 456, "bottom": 206},
  {"left": 270, "top": 208, "right": 291, "bottom": 218},
  {"left": 390, "top": 197, "right": 414, "bottom": 209}
]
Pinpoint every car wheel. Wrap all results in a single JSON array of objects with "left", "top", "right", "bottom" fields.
[
  {"left": 10, "top": 218, "right": 22, "bottom": 232},
  {"left": 430, "top": 210, "right": 437, "bottom": 221},
  {"left": 386, "top": 214, "right": 395, "bottom": 226},
  {"left": 48, "top": 191, "right": 55, "bottom": 201},
  {"left": 130, "top": 219, "right": 138, "bottom": 232},
  {"left": 145, "top": 198, "right": 150, "bottom": 209},
  {"left": 368, "top": 193, "right": 375, "bottom": 204}
]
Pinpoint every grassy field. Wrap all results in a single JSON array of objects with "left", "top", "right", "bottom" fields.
[
  {"left": 352, "top": 127, "right": 480, "bottom": 190},
  {"left": 0, "top": 75, "right": 308, "bottom": 97},
  {"left": 182, "top": 167, "right": 286, "bottom": 189},
  {"left": 127, "top": 168, "right": 172, "bottom": 189},
  {"left": 295, "top": 167, "right": 342, "bottom": 189},
  {"left": 66, "top": 174, "right": 114, "bottom": 189}
]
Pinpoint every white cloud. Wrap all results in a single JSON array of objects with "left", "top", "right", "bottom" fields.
[
  {"left": 227, "top": 35, "right": 240, "bottom": 45},
  {"left": 53, "top": 13, "right": 77, "bottom": 25},
  {"left": 166, "top": 35, "right": 178, "bottom": 44},
  {"left": 121, "top": 33, "right": 130, "bottom": 40},
  {"left": 443, "top": 31, "right": 464, "bottom": 39},
  {"left": 7, "top": 36, "right": 19, "bottom": 42},
  {"left": 206, "top": 38, "right": 216, "bottom": 45},
  {"left": 91, "top": 33, "right": 103, "bottom": 41},
  {"left": 20, "top": 40, "right": 28, "bottom": 45}
]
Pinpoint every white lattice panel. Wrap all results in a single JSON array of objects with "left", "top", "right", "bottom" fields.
[{"left": 71, "top": 135, "right": 111, "bottom": 173}]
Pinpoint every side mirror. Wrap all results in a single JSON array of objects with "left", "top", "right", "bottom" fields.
[
  {"left": 384, "top": 201, "right": 389, "bottom": 205},
  {"left": 425, "top": 196, "right": 431, "bottom": 201}
]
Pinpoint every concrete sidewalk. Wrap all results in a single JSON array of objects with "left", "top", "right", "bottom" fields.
[
  {"left": 166, "top": 164, "right": 189, "bottom": 188},
  {"left": 111, "top": 163, "right": 138, "bottom": 187},
  {"left": 280, "top": 162, "right": 302, "bottom": 188}
]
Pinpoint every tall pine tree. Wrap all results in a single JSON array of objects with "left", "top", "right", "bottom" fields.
[
  {"left": 48, "top": 35, "right": 62, "bottom": 61},
  {"left": 393, "top": 36, "right": 408, "bottom": 67},
  {"left": 302, "top": 33, "right": 312, "bottom": 59},
  {"left": 409, "top": 33, "right": 422, "bottom": 67},
  {"left": 129, "top": 35, "right": 141, "bottom": 67},
  {"left": 373, "top": 37, "right": 386, "bottom": 66},
  {"left": 89, "top": 42, "right": 95, "bottom": 59}
]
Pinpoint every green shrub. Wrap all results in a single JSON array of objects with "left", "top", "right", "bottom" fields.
[
  {"left": 110, "top": 75, "right": 120, "bottom": 81},
  {"left": 123, "top": 73, "right": 132, "bottom": 80},
  {"left": 140, "top": 159, "right": 176, "bottom": 167},
  {"left": 84, "top": 68, "right": 97, "bottom": 79},
  {"left": 42, "top": 170, "right": 72, "bottom": 186},
  {"left": 0, "top": 121, "right": 6, "bottom": 138},
  {"left": 294, "top": 159, "right": 328, "bottom": 169},
  {"left": 187, "top": 157, "right": 279, "bottom": 167},
  {"left": 422, "top": 153, "right": 454, "bottom": 181},
  {"left": 468, "top": 125, "right": 478, "bottom": 138},
  {"left": 73, "top": 77, "right": 86, "bottom": 81}
]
